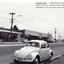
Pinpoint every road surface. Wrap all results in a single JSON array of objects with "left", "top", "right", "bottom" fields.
[{"left": 0, "top": 43, "right": 64, "bottom": 64}]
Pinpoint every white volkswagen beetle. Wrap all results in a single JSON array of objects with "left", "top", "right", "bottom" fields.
[{"left": 12, "top": 40, "right": 53, "bottom": 64}]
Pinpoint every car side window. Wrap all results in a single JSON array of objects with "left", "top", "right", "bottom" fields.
[
  {"left": 41, "top": 43, "right": 46, "bottom": 48},
  {"left": 47, "top": 43, "right": 49, "bottom": 48}
]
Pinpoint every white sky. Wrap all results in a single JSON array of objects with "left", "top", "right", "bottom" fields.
[{"left": 0, "top": 1, "right": 64, "bottom": 39}]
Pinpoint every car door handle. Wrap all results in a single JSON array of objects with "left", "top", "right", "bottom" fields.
[{"left": 46, "top": 50, "right": 47, "bottom": 51}]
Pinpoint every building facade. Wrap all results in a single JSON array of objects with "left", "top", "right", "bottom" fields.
[
  {"left": 0, "top": 27, "right": 22, "bottom": 42},
  {"left": 0, "top": 27, "right": 53, "bottom": 43},
  {"left": 17, "top": 29, "right": 53, "bottom": 43}
]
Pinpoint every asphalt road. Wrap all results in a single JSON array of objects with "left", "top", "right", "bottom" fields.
[{"left": 0, "top": 43, "right": 64, "bottom": 64}]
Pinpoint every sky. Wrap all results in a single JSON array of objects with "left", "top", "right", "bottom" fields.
[{"left": 0, "top": 1, "right": 64, "bottom": 39}]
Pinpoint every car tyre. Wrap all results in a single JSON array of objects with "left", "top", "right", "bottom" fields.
[
  {"left": 33, "top": 57, "right": 40, "bottom": 64},
  {"left": 49, "top": 55, "right": 52, "bottom": 61},
  {"left": 48, "top": 52, "right": 53, "bottom": 61},
  {"left": 14, "top": 60, "right": 19, "bottom": 64}
]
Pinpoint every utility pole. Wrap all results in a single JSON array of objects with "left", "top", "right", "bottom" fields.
[
  {"left": 9, "top": 12, "right": 15, "bottom": 42},
  {"left": 54, "top": 28, "right": 57, "bottom": 42}
]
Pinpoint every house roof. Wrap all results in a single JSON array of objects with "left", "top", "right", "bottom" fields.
[{"left": 0, "top": 27, "right": 22, "bottom": 34}]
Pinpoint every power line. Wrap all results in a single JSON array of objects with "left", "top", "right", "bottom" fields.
[
  {"left": 14, "top": 16, "right": 51, "bottom": 32},
  {"left": 0, "top": 21, "right": 9, "bottom": 24},
  {"left": 0, "top": 10, "right": 9, "bottom": 13},
  {"left": 15, "top": 19, "right": 53, "bottom": 32},
  {"left": 16, "top": 16, "right": 54, "bottom": 32},
  {"left": 0, "top": 17, "right": 9, "bottom": 19}
]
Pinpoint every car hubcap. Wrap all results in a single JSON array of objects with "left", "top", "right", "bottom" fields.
[{"left": 35, "top": 58, "right": 39, "bottom": 64}]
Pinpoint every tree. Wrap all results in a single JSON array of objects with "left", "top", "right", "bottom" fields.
[{"left": 13, "top": 25, "right": 19, "bottom": 31}]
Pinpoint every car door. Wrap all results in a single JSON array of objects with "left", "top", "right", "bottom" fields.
[
  {"left": 40, "top": 43, "right": 48, "bottom": 60},
  {"left": 46, "top": 43, "right": 50, "bottom": 58}
]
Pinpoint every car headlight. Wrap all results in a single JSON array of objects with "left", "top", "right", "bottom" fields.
[
  {"left": 25, "top": 54, "right": 32, "bottom": 60},
  {"left": 14, "top": 53, "right": 17, "bottom": 56},
  {"left": 14, "top": 51, "right": 19, "bottom": 56}
]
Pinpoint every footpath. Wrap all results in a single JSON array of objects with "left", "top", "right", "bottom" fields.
[
  {"left": 42, "top": 55, "right": 64, "bottom": 64},
  {"left": 0, "top": 42, "right": 25, "bottom": 47},
  {"left": 50, "top": 55, "right": 64, "bottom": 64}
]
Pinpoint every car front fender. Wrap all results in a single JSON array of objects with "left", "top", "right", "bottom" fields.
[
  {"left": 49, "top": 49, "right": 54, "bottom": 56},
  {"left": 30, "top": 52, "right": 40, "bottom": 61},
  {"left": 14, "top": 50, "right": 19, "bottom": 54}
]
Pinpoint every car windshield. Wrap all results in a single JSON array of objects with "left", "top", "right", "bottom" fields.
[{"left": 26, "top": 42, "right": 40, "bottom": 48}]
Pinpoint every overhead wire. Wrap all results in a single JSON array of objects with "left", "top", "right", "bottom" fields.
[
  {"left": 14, "top": 19, "right": 63, "bottom": 36},
  {"left": 18, "top": 16, "right": 64, "bottom": 35},
  {"left": 0, "top": 10, "right": 9, "bottom": 14},
  {"left": 0, "top": 10, "right": 10, "bottom": 24},
  {"left": 15, "top": 19, "right": 53, "bottom": 33},
  {"left": 0, "top": 17, "right": 10, "bottom": 19},
  {"left": 14, "top": 15, "right": 54, "bottom": 32}
]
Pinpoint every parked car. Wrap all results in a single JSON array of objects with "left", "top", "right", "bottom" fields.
[{"left": 12, "top": 40, "right": 54, "bottom": 64}]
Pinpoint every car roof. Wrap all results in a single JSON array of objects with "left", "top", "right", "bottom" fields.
[{"left": 28, "top": 40, "right": 47, "bottom": 45}]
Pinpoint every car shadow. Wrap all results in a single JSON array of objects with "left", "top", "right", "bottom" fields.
[
  {"left": 9, "top": 62, "right": 15, "bottom": 64},
  {"left": 40, "top": 59, "right": 54, "bottom": 64},
  {"left": 9, "top": 62, "right": 31, "bottom": 64},
  {"left": 41, "top": 60, "right": 50, "bottom": 64},
  {"left": 9, "top": 60, "right": 53, "bottom": 64}
]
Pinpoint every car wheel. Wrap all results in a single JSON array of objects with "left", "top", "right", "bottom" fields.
[
  {"left": 48, "top": 52, "right": 53, "bottom": 61},
  {"left": 14, "top": 60, "right": 19, "bottom": 64},
  {"left": 49, "top": 55, "right": 52, "bottom": 61},
  {"left": 33, "top": 57, "right": 40, "bottom": 64}
]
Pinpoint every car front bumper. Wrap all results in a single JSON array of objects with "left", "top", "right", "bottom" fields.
[{"left": 12, "top": 56, "right": 33, "bottom": 62}]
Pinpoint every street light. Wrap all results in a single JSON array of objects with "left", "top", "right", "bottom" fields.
[
  {"left": 54, "top": 28, "right": 57, "bottom": 42},
  {"left": 9, "top": 14, "right": 22, "bottom": 42},
  {"left": 18, "top": 15, "right": 22, "bottom": 17},
  {"left": 14, "top": 15, "right": 22, "bottom": 21},
  {"left": 14, "top": 15, "right": 22, "bottom": 42}
]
